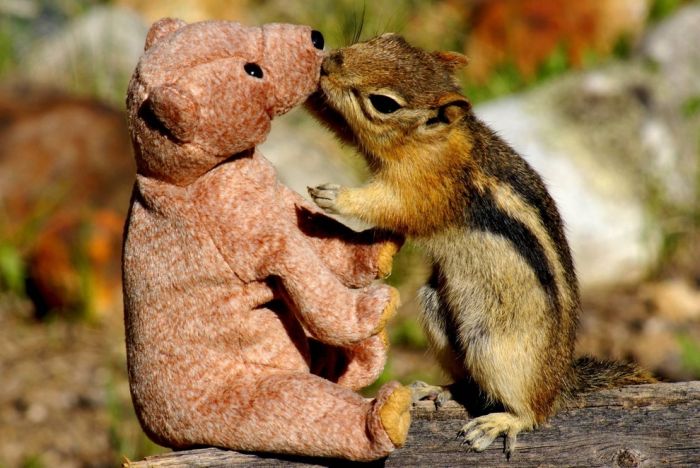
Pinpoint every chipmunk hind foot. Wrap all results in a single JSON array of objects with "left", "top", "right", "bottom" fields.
[{"left": 458, "top": 412, "right": 533, "bottom": 458}]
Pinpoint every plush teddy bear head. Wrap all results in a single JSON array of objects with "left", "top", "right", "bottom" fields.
[{"left": 126, "top": 19, "right": 325, "bottom": 185}]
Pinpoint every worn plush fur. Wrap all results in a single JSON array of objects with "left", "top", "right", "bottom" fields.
[{"left": 122, "top": 19, "right": 411, "bottom": 461}]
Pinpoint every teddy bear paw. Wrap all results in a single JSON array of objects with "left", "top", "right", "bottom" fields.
[
  {"left": 376, "top": 240, "right": 400, "bottom": 279},
  {"left": 372, "top": 286, "right": 399, "bottom": 334}
]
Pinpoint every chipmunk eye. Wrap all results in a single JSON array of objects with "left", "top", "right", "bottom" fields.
[
  {"left": 244, "top": 63, "right": 263, "bottom": 79},
  {"left": 369, "top": 94, "right": 401, "bottom": 114}
]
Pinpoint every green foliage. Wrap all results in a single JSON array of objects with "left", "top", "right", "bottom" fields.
[
  {"left": 678, "top": 333, "right": 700, "bottom": 377},
  {"left": 250, "top": 0, "right": 414, "bottom": 49},
  {"left": 648, "top": 0, "right": 685, "bottom": 22},
  {"left": 612, "top": 34, "right": 633, "bottom": 59},
  {"left": 463, "top": 44, "right": 572, "bottom": 105},
  {"left": 385, "top": 241, "right": 427, "bottom": 288},
  {"left": 0, "top": 243, "right": 26, "bottom": 295},
  {"left": 682, "top": 95, "right": 700, "bottom": 117},
  {"left": 0, "top": 25, "right": 16, "bottom": 75},
  {"left": 538, "top": 44, "right": 570, "bottom": 80},
  {"left": 19, "top": 455, "right": 44, "bottom": 468},
  {"left": 105, "top": 375, "right": 162, "bottom": 463},
  {"left": 0, "top": 12, "right": 31, "bottom": 78},
  {"left": 391, "top": 317, "right": 428, "bottom": 349},
  {"left": 463, "top": 61, "right": 524, "bottom": 104}
]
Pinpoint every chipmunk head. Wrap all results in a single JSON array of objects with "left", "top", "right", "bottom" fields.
[{"left": 307, "top": 33, "right": 470, "bottom": 165}]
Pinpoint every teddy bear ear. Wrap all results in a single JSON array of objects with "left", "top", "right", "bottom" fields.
[
  {"left": 144, "top": 17, "right": 187, "bottom": 51},
  {"left": 146, "top": 83, "right": 199, "bottom": 142}
]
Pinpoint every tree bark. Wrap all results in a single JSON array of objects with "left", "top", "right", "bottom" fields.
[{"left": 123, "top": 381, "right": 700, "bottom": 467}]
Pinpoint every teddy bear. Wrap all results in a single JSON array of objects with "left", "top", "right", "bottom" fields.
[{"left": 122, "top": 18, "right": 412, "bottom": 462}]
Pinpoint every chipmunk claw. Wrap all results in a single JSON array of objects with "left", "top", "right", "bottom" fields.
[{"left": 308, "top": 183, "right": 341, "bottom": 213}]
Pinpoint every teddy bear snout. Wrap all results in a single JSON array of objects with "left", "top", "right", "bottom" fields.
[{"left": 260, "top": 24, "right": 324, "bottom": 117}]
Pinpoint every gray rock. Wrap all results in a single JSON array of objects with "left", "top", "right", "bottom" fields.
[
  {"left": 17, "top": 6, "right": 148, "bottom": 106},
  {"left": 642, "top": 5, "right": 700, "bottom": 103},
  {"left": 261, "top": 109, "right": 370, "bottom": 231}
]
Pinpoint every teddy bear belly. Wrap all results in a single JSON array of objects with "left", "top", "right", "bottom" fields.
[
  {"left": 131, "top": 300, "right": 314, "bottom": 375},
  {"left": 127, "top": 303, "right": 317, "bottom": 435},
  {"left": 225, "top": 301, "right": 313, "bottom": 371}
]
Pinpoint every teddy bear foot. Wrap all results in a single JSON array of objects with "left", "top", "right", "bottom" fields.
[{"left": 377, "top": 383, "right": 412, "bottom": 447}]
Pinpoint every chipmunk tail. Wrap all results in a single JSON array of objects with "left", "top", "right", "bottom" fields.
[{"left": 561, "top": 356, "right": 656, "bottom": 402}]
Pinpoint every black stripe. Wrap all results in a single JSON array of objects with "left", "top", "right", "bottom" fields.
[
  {"left": 467, "top": 190, "right": 561, "bottom": 317},
  {"left": 492, "top": 162, "right": 577, "bottom": 294},
  {"left": 465, "top": 115, "right": 578, "bottom": 296},
  {"left": 426, "top": 265, "right": 468, "bottom": 360}
]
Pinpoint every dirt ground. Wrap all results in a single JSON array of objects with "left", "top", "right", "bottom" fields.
[{"left": 0, "top": 296, "right": 162, "bottom": 468}]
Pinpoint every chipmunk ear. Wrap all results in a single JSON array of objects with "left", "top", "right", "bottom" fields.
[
  {"left": 433, "top": 51, "right": 469, "bottom": 71},
  {"left": 432, "top": 92, "right": 470, "bottom": 125}
]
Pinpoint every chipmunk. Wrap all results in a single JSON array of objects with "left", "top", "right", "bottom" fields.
[{"left": 306, "top": 33, "right": 655, "bottom": 456}]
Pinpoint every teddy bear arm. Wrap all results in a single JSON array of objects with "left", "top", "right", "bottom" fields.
[
  {"left": 268, "top": 237, "right": 396, "bottom": 346},
  {"left": 280, "top": 185, "right": 401, "bottom": 286}
]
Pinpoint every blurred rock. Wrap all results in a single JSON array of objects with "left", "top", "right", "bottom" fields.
[
  {"left": 463, "top": 0, "right": 650, "bottom": 83},
  {"left": 641, "top": 5, "right": 700, "bottom": 104},
  {"left": 15, "top": 5, "right": 148, "bottom": 106},
  {"left": 116, "top": 0, "right": 250, "bottom": 23},
  {"left": 639, "top": 279, "right": 700, "bottom": 323},
  {"left": 473, "top": 5, "right": 700, "bottom": 289},
  {"left": 579, "top": 283, "right": 700, "bottom": 382},
  {"left": 261, "top": 110, "right": 369, "bottom": 230},
  {"left": 0, "top": 86, "right": 134, "bottom": 318},
  {"left": 261, "top": 111, "right": 362, "bottom": 200}
]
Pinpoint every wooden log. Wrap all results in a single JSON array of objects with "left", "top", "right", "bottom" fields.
[{"left": 124, "top": 381, "right": 700, "bottom": 467}]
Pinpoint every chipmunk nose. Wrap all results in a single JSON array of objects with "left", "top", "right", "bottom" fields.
[{"left": 321, "top": 52, "right": 343, "bottom": 76}]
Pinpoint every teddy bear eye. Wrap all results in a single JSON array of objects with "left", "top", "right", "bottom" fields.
[
  {"left": 311, "top": 30, "right": 324, "bottom": 50},
  {"left": 369, "top": 94, "right": 401, "bottom": 114},
  {"left": 244, "top": 63, "right": 263, "bottom": 79}
]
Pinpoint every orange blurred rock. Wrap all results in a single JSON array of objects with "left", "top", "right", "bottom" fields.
[
  {"left": 116, "top": 0, "right": 250, "bottom": 23},
  {"left": 0, "top": 86, "right": 134, "bottom": 318},
  {"left": 464, "top": 0, "right": 650, "bottom": 83}
]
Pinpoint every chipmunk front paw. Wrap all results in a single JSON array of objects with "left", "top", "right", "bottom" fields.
[{"left": 308, "top": 183, "right": 342, "bottom": 214}]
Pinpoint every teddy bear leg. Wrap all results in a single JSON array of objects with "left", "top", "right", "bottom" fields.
[
  {"left": 335, "top": 331, "right": 390, "bottom": 391},
  {"left": 202, "top": 372, "right": 410, "bottom": 462}
]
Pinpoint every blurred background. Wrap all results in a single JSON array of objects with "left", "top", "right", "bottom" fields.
[{"left": 1, "top": 0, "right": 699, "bottom": 466}]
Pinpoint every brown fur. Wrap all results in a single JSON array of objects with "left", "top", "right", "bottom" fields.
[
  {"left": 122, "top": 19, "right": 411, "bottom": 461},
  {"left": 306, "top": 33, "right": 654, "bottom": 455}
]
